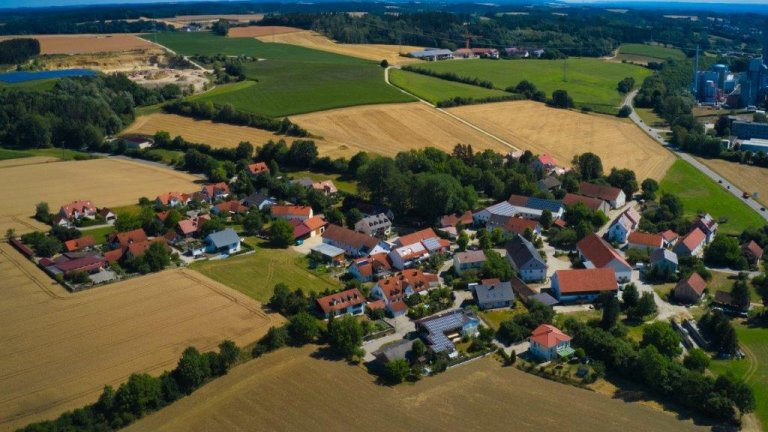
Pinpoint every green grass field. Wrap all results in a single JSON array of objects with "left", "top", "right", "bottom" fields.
[
  {"left": 0, "top": 147, "right": 95, "bottom": 161},
  {"left": 708, "top": 324, "right": 768, "bottom": 427},
  {"left": 388, "top": 68, "right": 509, "bottom": 105},
  {"left": 0, "top": 148, "right": 33, "bottom": 161},
  {"left": 79, "top": 225, "right": 115, "bottom": 244},
  {"left": 411, "top": 58, "right": 651, "bottom": 113},
  {"left": 147, "top": 32, "right": 414, "bottom": 117},
  {"left": 635, "top": 108, "right": 668, "bottom": 128},
  {"left": 0, "top": 78, "right": 59, "bottom": 91},
  {"left": 618, "top": 44, "right": 686, "bottom": 62},
  {"left": 191, "top": 237, "right": 340, "bottom": 302},
  {"left": 660, "top": 159, "right": 764, "bottom": 235}
]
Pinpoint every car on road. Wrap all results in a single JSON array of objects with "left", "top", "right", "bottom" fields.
[
  {"left": 761, "top": 207, "right": 765, "bottom": 212},
  {"left": 718, "top": 179, "right": 722, "bottom": 183},
  {"left": 742, "top": 192, "right": 751, "bottom": 199}
]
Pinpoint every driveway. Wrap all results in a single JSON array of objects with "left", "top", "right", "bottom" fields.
[
  {"left": 291, "top": 235, "right": 322, "bottom": 255},
  {"left": 629, "top": 270, "right": 691, "bottom": 321},
  {"left": 363, "top": 314, "right": 416, "bottom": 362}
]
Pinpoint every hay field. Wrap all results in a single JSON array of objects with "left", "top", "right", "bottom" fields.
[
  {"left": 290, "top": 102, "right": 513, "bottom": 157},
  {"left": 0, "top": 244, "right": 280, "bottom": 430},
  {"left": 164, "top": 14, "right": 264, "bottom": 27},
  {"left": 0, "top": 34, "right": 154, "bottom": 54},
  {"left": 695, "top": 157, "right": 768, "bottom": 207},
  {"left": 0, "top": 157, "right": 199, "bottom": 234},
  {"left": 253, "top": 29, "right": 422, "bottom": 65},
  {"left": 125, "top": 346, "right": 706, "bottom": 432},
  {"left": 447, "top": 101, "right": 675, "bottom": 180},
  {"left": 229, "top": 25, "right": 303, "bottom": 38}
]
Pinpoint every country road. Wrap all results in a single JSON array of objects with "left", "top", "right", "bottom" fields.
[{"left": 625, "top": 90, "right": 768, "bottom": 223}]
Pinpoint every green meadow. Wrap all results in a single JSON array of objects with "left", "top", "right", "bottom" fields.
[
  {"left": 660, "top": 159, "right": 764, "bottom": 235},
  {"left": 618, "top": 44, "right": 686, "bottom": 62},
  {"left": 146, "top": 32, "right": 414, "bottom": 117},
  {"left": 411, "top": 58, "right": 651, "bottom": 113},
  {"left": 388, "top": 68, "right": 509, "bottom": 105}
]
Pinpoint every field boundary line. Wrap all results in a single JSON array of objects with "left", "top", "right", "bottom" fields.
[
  {"left": 0, "top": 244, "right": 70, "bottom": 300},
  {"left": 384, "top": 67, "right": 520, "bottom": 153},
  {"left": 177, "top": 269, "right": 270, "bottom": 320}
]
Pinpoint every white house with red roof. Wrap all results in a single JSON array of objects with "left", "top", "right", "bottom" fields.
[
  {"left": 155, "top": 192, "right": 192, "bottom": 208},
  {"left": 627, "top": 231, "right": 664, "bottom": 251},
  {"left": 530, "top": 154, "right": 558, "bottom": 173},
  {"left": 290, "top": 216, "right": 327, "bottom": 240},
  {"left": 579, "top": 182, "right": 626, "bottom": 209},
  {"left": 58, "top": 200, "right": 96, "bottom": 224},
  {"left": 348, "top": 253, "right": 392, "bottom": 282},
  {"left": 270, "top": 205, "right": 313, "bottom": 221},
  {"left": 315, "top": 288, "right": 366, "bottom": 319},
  {"left": 692, "top": 214, "right": 718, "bottom": 244},
  {"left": 606, "top": 207, "right": 641, "bottom": 243},
  {"left": 673, "top": 272, "right": 707, "bottom": 304},
  {"left": 371, "top": 269, "right": 439, "bottom": 316},
  {"left": 673, "top": 228, "right": 707, "bottom": 257},
  {"left": 199, "top": 182, "right": 230, "bottom": 202},
  {"left": 389, "top": 228, "right": 450, "bottom": 270},
  {"left": 551, "top": 268, "right": 618, "bottom": 303},
  {"left": 576, "top": 233, "right": 632, "bottom": 282},
  {"left": 247, "top": 162, "right": 270, "bottom": 177},
  {"left": 530, "top": 324, "right": 574, "bottom": 361}
]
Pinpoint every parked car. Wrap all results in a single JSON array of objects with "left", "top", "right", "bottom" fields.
[{"left": 743, "top": 192, "right": 751, "bottom": 199}]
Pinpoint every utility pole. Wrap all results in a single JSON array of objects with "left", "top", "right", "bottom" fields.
[{"left": 692, "top": 44, "right": 700, "bottom": 97}]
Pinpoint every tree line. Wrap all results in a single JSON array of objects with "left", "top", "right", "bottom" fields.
[
  {"left": 163, "top": 100, "right": 308, "bottom": 137},
  {"left": 19, "top": 341, "right": 241, "bottom": 432},
  {"left": 0, "top": 38, "right": 39, "bottom": 64}
]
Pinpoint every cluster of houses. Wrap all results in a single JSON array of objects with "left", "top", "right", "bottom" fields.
[{"left": 407, "top": 46, "right": 547, "bottom": 61}]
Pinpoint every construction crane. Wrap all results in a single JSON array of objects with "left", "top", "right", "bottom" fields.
[{"left": 462, "top": 22, "right": 477, "bottom": 50}]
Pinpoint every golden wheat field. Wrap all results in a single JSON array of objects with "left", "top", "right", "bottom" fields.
[
  {"left": 252, "top": 28, "right": 423, "bottom": 65},
  {"left": 0, "top": 157, "right": 200, "bottom": 234},
  {"left": 447, "top": 101, "right": 675, "bottom": 180},
  {"left": 290, "top": 102, "right": 513, "bottom": 157},
  {"left": 228, "top": 25, "right": 303, "bottom": 38},
  {"left": 695, "top": 157, "right": 768, "bottom": 207},
  {"left": 0, "top": 245, "right": 280, "bottom": 430},
  {"left": 125, "top": 345, "right": 707, "bottom": 432},
  {"left": 0, "top": 34, "right": 154, "bottom": 54}
]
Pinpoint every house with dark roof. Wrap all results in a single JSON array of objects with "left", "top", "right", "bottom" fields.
[
  {"left": 627, "top": 232, "right": 664, "bottom": 251},
  {"left": 742, "top": 240, "right": 764, "bottom": 266},
  {"left": 454, "top": 250, "right": 487, "bottom": 274},
  {"left": 650, "top": 248, "right": 678, "bottom": 273},
  {"left": 505, "top": 234, "right": 547, "bottom": 282},
  {"left": 576, "top": 234, "right": 632, "bottom": 282},
  {"left": 579, "top": 182, "right": 626, "bottom": 209},
  {"left": 241, "top": 192, "right": 275, "bottom": 210},
  {"left": 674, "top": 273, "right": 707, "bottom": 304},
  {"left": 674, "top": 228, "right": 707, "bottom": 257},
  {"left": 537, "top": 176, "right": 561, "bottom": 193},
  {"left": 315, "top": 288, "right": 366, "bottom": 319},
  {"left": 371, "top": 270, "right": 439, "bottom": 316},
  {"left": 204, "top": 228, "right": 241, "bottom": 255},
  {"left": 416, "top": 310, "right": 480, "bottom": 357},
  {"left": 322, "top": 224, "right": 389, "bottom": 257},
  {"left": 562, "top": 193, "right": 610, "bottom": 214},
  {"left": 354, "top": 213, "right": 392, "bottom": 237},
  {"left": 551, "top": 268, "right": 618, "bottom": 303},
  {"left": 530, "top": 324, "right": 573, "bottom": 361},
  {"left": 373, "top": 339, "right": 415, "bottom": 366},
  {"left": 473, "top": 278, "right": 515, "bottom": 310}
]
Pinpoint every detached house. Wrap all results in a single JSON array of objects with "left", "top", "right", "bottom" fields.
[
  {"left": 293, "top": 177, "right": 338, "bottom": 196},
  {"left": 530, "top": 324, "right": 573, "bottom": 361},
  {"left": 627, "top": 232, "right": 664, "bottom": 251},
  {"left": 440, "top": 210, "right": 474, "bottom": 228},
  {"left": 109, "top": 228, "right": 148, "bottom": 249},
  {"left": 247, "top": 162, "right": 269, "bottom": 177},
  {"left": 315, "top": 288, "right": 366, "bottom": 319},
  {"left": 505, "top": 234, "right": 547, "bottom": 282},
  {"left": 371, "top": 270, "right": 439, "bottom": 317},
  {"left": 212, "top": 200, "right": 249, "bottom": 216},
  {"left": 349, "top": 253, "right": 392, "bottom": 282},
  {"left": 177, "top": 214, "right": 210, "bottom": 238},
  {"left": 674, "top": 272, "right": 707, "bottom": 304},
  {"left": 530, "top": 154, "right": 558, "bottom": 173},
  {"left": 291, "top": 216, "right": 327, "bottom": 240},
  {"left": 661, "top": 230, "right": 680, "bottom": 248},
  {"left": 241, "top": 192, "right": 275, "bottom": 210},
  {"left": 650, "top": 248, "right": 678, "bottom": 273},
  {"left": 199, "top": 182, "right": 230, "bottom": 202},
  {"left": 577, "top": 233, "right": 632, "bottom": 282},
  {"left": 354, "top": 213, "right": 392, "bottom": 237},
  {"left": 322, "top": 224, "right": 388, "bottom": 257},
  {"left": 454, "top": 250, "right": 487, "bottom": 275},
  {"left": 579, "top": 182, "right": 626, "bottom": 209},
  {"left": 417, "top": 310, "right": 480, "bottom": 357},
  {"left": 742, "top": 240, "right": 764, "bottom": 267},
  {"left": 674, "top": 228, "right": 707, "bottom": 257},
  {"left": 155, "top": 192, "right": 192, "bottom": 208},
  {"left": 271, "top": 205, "right": 313, "bottom": 221},
  {"left": 693, "top": 214, "right": 718, "bottom": 244},
  {"left": 473, "top": 278, "right": 515, "bottom": 310},
  {"left": 606, "top": 207, "right": 641, "bottom": 243},
  {"left": 64, "top": 236, "right": 95, "bottom": 253},
  {"left": 203, "top": 228, "right": 241, "bottom": 255},
  {"left": 562, "top": 193, "right": 610, "bottom": 215},
  {"left": 57, "top": 200, "right": 96, "bottom": 226},
  {"left": 551, "top": 268, "right": 618, "bottom": 303}
]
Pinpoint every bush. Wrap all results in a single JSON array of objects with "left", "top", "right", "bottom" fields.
[{"left": 617, "top": 105, "right": 633, "bottom": 118}]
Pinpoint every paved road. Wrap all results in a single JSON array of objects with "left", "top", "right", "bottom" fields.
[{"left": 626, "top": 90, "right": 768, "bottom": 222}]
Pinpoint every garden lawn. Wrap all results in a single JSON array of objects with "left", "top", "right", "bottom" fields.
[
  {"left": 80, "top": 225, "right": 115, "bottom": 244},
  {"left": 709, "top": 271, "right": 762, "bottom": 303},
  {"left": 618, "top": 44, "right": 686, "bottom": 62},
  {"left": 388, "top": 68, "right": 509, "bottom": 105},
  {"left": 412, "top": 58, "right": 650, "bottom": 114},
  {"left": 148, "top": 32, "right": 414, "bottom": 117},
  {"left": 477, "top": 303, "right": 528, "bottom": 330},
  {"left": 708, "top": 324, "right": 768, "bottom": 427},
  {"left": 660, "top": 159, "right": 764, "bottom": 235},
  {"left": 286, "top": 170, "right": 358, "bottom": 195},
  {"left": 191, "top": 237, "right": 340, "bottom": 302}
]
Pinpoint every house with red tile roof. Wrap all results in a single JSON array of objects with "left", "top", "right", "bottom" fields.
[
  {"left": 674, "top": 272, "right": 707, "bottom": 304},
  {"left": 576, "top": 233, "right": 632, "bottom": 282},
  {"left": 270, "top": 205, "right": 313, "bottom": 221},
  {"left": 693, "top": 214, "right": 718, "bottom": 244},
  {"left": 64, "top": 236, "right": 95, "bottom": 253},
  {"left": 155, "top": 192, "right": 192, "bottom": 208},
  {"left": 52, "top": 255, "right": 105, "bottom": 276},
  {"left": 454, "top": 250, "right": 487, "bottom": 274},
  {"left": 125, "top": 238, "right": 169, "bottom": 259},
  {"left": 579, "top": 182, "right": 626, "bottom": 209},
  {"left": 247, "top": 162, "right": 270, "bottom": 177},
  {"left": 213, "top": 200, "right": 249, "bottom": 216},
  {"left": 291, "top": 216, "right": 327, "bottom": 240},
  {"left": 627, "top": 232, "right": 664, "bottom": 251},
  {"left": 562, "top": 193, "right": 610, "bottom": 214},
  {"left": 389, "top": 234, "right": 450, "bottom": 270},
  {"left": 661, "top": 230, "right": 679, "bottom": 248},
  {"left": 322, "top": 224, "right": 388, "bottom": 257},
  {"left": 551, "top": 268, "right": 618, "bottom": 303},
  {"left": 673, "top": 228, "right": 707, "bottom": 257},
  {"left": 530, "top": 324, "right": 573, "bottom": 361},
  {"left": 395, "top": 228, "right": 439, "bottom": 248},
  {"left": 439, "top": 210, "right": 473, "bottom": 228},
  {"left": 607, "top": 207, "right": 641, "bottom": 243},
  {"left": 371, "top": 270, "right": 439, "bottom": 316},
  {"left": 58, "top": 200, "right": 96, "bottom": 225},
  {"left": 349, "top": 253, "right": 392, "bottom": 282},
  {"left": 109, "top": 228, "right": 148, "bottom": 249},
  {"left": 177, "top": 214, "right": 210, "bottom": 238},
  {"left": 530, "top": 154, "right": 557, "bottom": 173},
  {"left": 293, "top": 177, "right": 338, "bottom": 196},
  {"left": 315, "top": 288, "right": 366, "bottom": 319},
  {"left": 742, "top": 240, "right": 764, "bottom": 266},
  {"left": 199, "top": 182, "right": 230, "bottom": 202}
]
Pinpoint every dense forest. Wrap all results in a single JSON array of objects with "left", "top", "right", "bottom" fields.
[
  {"left": 0, "top": 38, "right": 40, "bottom": 64},
  {"left": 0, "top": 74, "right": 181, "bottom": 150}
]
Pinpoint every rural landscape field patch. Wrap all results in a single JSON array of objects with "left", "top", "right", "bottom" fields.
[
  {"left": 124, "top": 345, "right": 707, "bottom": 432},
  {"left": 446, "top": 100, "right": 675, "bottom": 180},
  {"left": 0, "top": 157, "right": 200, "bottom": 234},
  {"left": 412, "top": 58, "right": 651, "bottom": 113},
  {"left": 694, "top": 157, "right": 768, "bottom": 207},
  {"left": 229, "top": 25, "right": 304, "bottom": 38},
  {"left": 290, "top": 102, "right": 514, "bottom": 157},
  {"left": 147, "top": 32, "right": 415, "bottom": 117},
  {"left": 389, "top": 68, "right": 510, "bottom": 104},
  {"left": 0, "top": 244, "right": 280, "bottom": 430},
  {"left": 617, "top": 43, "right": 686, "bottom": 64},
  {"left": 0, "top": 34, "right": 154, "bottom": 55}
]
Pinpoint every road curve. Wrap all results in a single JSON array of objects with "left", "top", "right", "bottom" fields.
[{"left": 626, "top": 90, "right": 768, "bottom": 223}]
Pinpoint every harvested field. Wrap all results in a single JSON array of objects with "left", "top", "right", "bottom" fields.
[
  {"left": 447, "top": 101, "right": 675, "bottom": 180},
  {"left": 0, "top": 157, "right": 200, "bottom": 234},
  {"left": 0, "top": 34, "right": 154, "bottom": 55},
  {"left": 695, "top": 157, "right": 768, "bottom": 207},
  {"left": 125, "top": 345, "right": 707, "bottom": 432},
  {"left": 253, "top": 29, "right": 422, "bottom": 65},
  {"left": 0, "top": 244, "right": 280, "bottom": 430},
  {"left": 229, "top": 25, "right": 303, "bottom": 38},
  {"left": 290, "top": 102, "right": 512, "bottom": 157}
]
